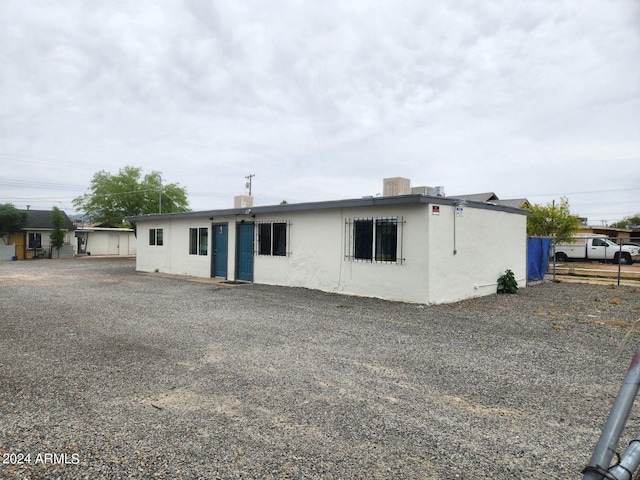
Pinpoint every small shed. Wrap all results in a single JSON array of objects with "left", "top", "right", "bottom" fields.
[{"left": 75, "top": 227, "right": 137, "bottom": 256}]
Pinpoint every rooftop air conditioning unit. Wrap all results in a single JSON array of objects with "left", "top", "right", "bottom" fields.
[{"left": 383, "top": 177, "right": 411, "bottom": 196}]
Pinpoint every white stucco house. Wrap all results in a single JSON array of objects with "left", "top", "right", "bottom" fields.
[{"left": 126, "top": 193, "right": 529, "bottom": 304}]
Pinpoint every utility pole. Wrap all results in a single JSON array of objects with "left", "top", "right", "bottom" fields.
[
  {"left": 245, "top": 174, "right": 255, "bottom": 196},
  {"left": 158, "top": 174, "right": 162, "bottom": 214}
]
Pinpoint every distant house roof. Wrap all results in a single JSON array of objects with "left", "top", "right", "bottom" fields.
[
  {"left": 21, "top": 210, "right": 76, "bottom": 231},
  {"left": 494, "top": 198, "right": 531, "bottom": 209},
  {"left": 451, "top": 192, "right": 500, "bottom": 203},
  {"left": 449, "top": 193, "right": 530, "bottom": 209}
]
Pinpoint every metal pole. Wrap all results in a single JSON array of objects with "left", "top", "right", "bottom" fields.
[
  {"left": 607, "top": 434, "right": 640, "bottom": 480},
  {"left": 552, "top": 239, "right": 556, "bottom": 282},
  {"left": 618, "top": 243, "right": 623, "bottom": 286},
  {"left": 584, "top": 343, "right": 640, "bottom": 479},
  {"left": 453, "top": 206, "right": 457, "bottom": 255},
  {"left": 245, "top": 174, "right": 255, "bottom": 196},
  {"left": 158, "top": 174, "right": 162, "bottom": 214}
]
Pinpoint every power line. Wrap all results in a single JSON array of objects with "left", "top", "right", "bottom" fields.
[
  {"left": 0, "top": 179, "right": 86, "bottom": 191},
  {"left": 0, "top": 152, "right": 99, "bottom": 171},
  {"left": 511, "top": 187, "right": 640, "bottom": 198},
  {"left": 0, "top": 195, "right": 78, "bottom": 200}
]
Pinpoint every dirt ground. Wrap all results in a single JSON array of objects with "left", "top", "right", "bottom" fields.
[
  {"left": 2, "top": 257, "right": 640, "bottom": 479},
  {"left": 550, "top": 259, "right": 640, "bottom": 286}
]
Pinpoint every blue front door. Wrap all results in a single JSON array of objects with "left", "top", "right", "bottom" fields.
[
  {"left": 236, "top": 223, "right": 254, "bottom": 282},
  {"left": 212, "top": 224, "right": 228, "bottom": 278}
]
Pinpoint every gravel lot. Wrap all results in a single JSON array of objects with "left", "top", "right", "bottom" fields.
[{"left": 2, "top": 257, "right": 640, "bottom": 479}]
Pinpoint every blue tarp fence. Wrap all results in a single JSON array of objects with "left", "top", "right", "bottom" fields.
[{"left": 527, "top": 237, "right": 551, "bottom": 282}]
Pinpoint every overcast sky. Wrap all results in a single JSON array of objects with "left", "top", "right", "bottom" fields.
[{"left": 1, "top": 0, "right": 639, "bottom": 225}]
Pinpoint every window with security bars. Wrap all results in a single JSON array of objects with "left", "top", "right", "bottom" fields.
[
  {"left": 345, "top": 217, "right": 403, "bottom": 263},
  {"left": 189, "top": 227, "right": 208, "bottom": 255},
  {"left": 257, "top": 221, "right": 289, "bottom": 256}
]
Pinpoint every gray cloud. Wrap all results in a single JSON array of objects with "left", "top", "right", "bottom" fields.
[{"left": 1, "top": 0, "right": 638, "bottom": 223}]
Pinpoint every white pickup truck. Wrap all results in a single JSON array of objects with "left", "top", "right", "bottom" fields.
[{"left": 554, "top": 235, "right": 640, "bottom": 265}]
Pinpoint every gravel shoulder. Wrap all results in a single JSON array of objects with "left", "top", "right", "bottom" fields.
[{"left": 2, "top": 257, "right": 640, "bottom": 479}]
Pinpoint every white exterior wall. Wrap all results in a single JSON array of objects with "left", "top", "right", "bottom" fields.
[
  {"left": 426, "top": 203, "right": 527, "bottom": 303},
  {"left": 82, "top": 231, "right": 137, "bottom": 256},
  {"left": 133, "top": 202, "right": 527, "bottom": 304},
  {"left": 168, "top": 218, "right": 214, "bottom": 278},
  {"left": 135, "top": 217, "right": 238, "bottom": 280},
  {"left": 136, "top": 220, "right": 172, "bottom": 273},
  {"left": 27, "top": 229, "right": 74, "bottom": 247},
  {"left": 254, "top": 209, "right": 340, "bottom": 291},
  {"left": 137, "top": 219, "right": 191, "bottom": 275},
  {"left": 0, "top": 243, "right": 16, "bottom": 260},
  {"left": 254, "top": 204, "right": 431, "bottom": 303}
]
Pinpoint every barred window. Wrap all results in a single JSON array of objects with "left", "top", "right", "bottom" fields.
[
  {"left": 257, "top": 221, "right": 289, "bottom": 256},
  {"left": 272, "top": 223, "right": 287, "bottom": 256},
  {"left": 189, "top": 228, "right": 208, "bottom": 255},
  {"left": 258, "top": 223, "right": 271, "bottom": 255},
  {"left": 375, "top": 218, "right": 397, "bottom": 262},
  {"left": 346, "top": 217, "right": 403, "bottom": 264},
  {"left": 354, "top": 220, "right": 373, "bottom": 260}
]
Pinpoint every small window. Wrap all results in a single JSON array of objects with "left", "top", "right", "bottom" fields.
[
  {"left": 149, "top": 228, "right": 163, "bottom": 246},
  {"left": 189, "top": 228, "right": 198, "bottom": 254},
  {"left": 257, "top": 221, "right": 288, "bottom": 256},
  {"left": 346, "top": 217, "right": 403, "bottom": 264},
  {"left": 28, "top": 233, "right": 42, "bottom": 249},
  {"left": 258, "top": 223, "right": 271, "bottom": 255},
  {"left": 272, "top": 223, "right": 287, "bottom": 256},
  {"left": 189, "top": 228, "right": 208, "bottom": 255},
  {"left": 198, "top": 228, "right": 208, "bottom": 255},
  {"left": 354, "top": 220, "right": 373, "bottom": 260},
  {"left": 375, "top": 218, "right": 397, "bottom": 262}
]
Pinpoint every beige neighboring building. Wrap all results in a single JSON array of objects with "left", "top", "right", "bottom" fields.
[{"left": 575, "top": 225, "right": 636, "bottom": 243}]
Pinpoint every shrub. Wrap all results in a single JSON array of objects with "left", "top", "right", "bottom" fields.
[{"left": 497, "top": 269, "right": 518, "bottom": 294}]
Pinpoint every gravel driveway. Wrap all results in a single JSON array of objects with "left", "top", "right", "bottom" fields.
[{"left": 2, "top": 257, "right": 640, "bottom": 479}]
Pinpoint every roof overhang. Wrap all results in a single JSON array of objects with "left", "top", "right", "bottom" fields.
[
  {"left": 76, "top": 227, "right": 135, "bottom": 233},
  {"left": 125, "top": 194, "right": 530, "bottom": 223}
]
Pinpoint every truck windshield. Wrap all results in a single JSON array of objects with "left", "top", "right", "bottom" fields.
[{"left": 605, "top": 240, "right": 619, "bottom": 247}]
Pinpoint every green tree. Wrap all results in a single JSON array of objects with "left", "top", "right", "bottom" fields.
[
  {"left": 526, "top": 196, "right": 580, "bottom": 239},
  {"left": 0, "top": 203, "right": 28, "bottom": 244},
  {"left": 611, "top": 214, "right": 640, "bottom": 229},
  {"left": 50, "top": 207, "right": 65, "bottom": 258},
  {"left": 73, "top": 166, "right": 190, "bottom": 226}
]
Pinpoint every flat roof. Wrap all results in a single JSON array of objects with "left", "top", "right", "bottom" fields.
[
  {"left": 76, "top": 227, "right": 135, "bottom": 232},
  {"left": 125, "top": 194, "right": 530, "bottom": 222}
]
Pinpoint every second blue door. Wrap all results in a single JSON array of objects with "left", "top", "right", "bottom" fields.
[{"left": 236, "top": 223, "right": 254, "bottom": 282}]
